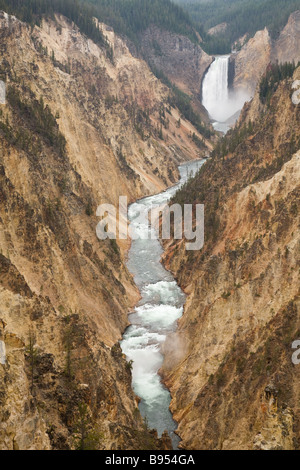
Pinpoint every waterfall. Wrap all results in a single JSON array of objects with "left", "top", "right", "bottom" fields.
[
  {"left": 202, "top": 55, "right": 250, "bottom": 132},
  {"left": 0, "top": 340, "right": 6, "bottom": 365},
  {"left": 202, "top": 55, "right": 230, "bottom": 123}
]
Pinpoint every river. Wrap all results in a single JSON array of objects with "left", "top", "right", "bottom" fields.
[{"left": 120, "top": 159, "right": 205, "bottom": 449}]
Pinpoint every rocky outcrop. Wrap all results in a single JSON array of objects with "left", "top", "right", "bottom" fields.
[
  {"left": 231, "top": 11, "right": 300, "bottom": 96},
  {"left": 140, "top": 26, "right": 212, "bottom": 112},
  {"left": 273, "top": 10, "right": 300, "bottom": 65},
  {"left": 208, "top": 23, "right": 228, "bottom": 37},
  {"left": 230, "top": 28, "right": 272, "bottom": 95},
  {"left": 161, "top": 67, "right": 300, "bottom": 449}
]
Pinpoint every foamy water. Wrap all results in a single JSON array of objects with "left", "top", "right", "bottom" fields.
[
  {"left": 202, "top": 55, "right": 250, "bottom": 133},
  {"left": 120, "top": 160, "right": 204, "bottom": 448}
]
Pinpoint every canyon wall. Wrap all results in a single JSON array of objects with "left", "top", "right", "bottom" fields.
[
  {"left": 274, "top": 10, "right": 300, "bottom": 66},
  {"left": 231, "top": 11, "right": 300, "bottom": 96},
  {"left": 0, "top": 11, "right": 206, "bottom": 450},
  {"left": 230, "top": 28, "right": 272, "bottom": 95},
  {"left": 162, "top": 67, "right": 300, "bottom": 450},
  {"left": 140, "top": 26, "right": 213, "bottom": 115}
]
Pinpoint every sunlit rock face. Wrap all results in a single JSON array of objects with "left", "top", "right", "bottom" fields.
[
  {"left": 274, "top": 10, "right": 300, "bottom": 65},
  {"left": 230, "top": 28, "right": 272, "bottom": 97},
  {"left": 0, "top": 11, "right": 206, "bottom": 450},
  {"left": 161, "top": 65, "right": 300, "bottom": 450},
  {"left": 231, "top": 11, "right": 300, "bottom": 97}
]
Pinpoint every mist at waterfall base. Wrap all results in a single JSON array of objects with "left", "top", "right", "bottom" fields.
[
  {"left": 120, "top": 160, "right": 204, "bottom": 449},
  {"left": 202, "top": 55, "right": 250, "bottom": 133}
]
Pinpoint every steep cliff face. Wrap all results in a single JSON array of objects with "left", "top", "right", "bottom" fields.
[
  {"left": 231, "top": 11, "right": 300, "bottom": 96},
  {"left": 274, "top": 10, "right": 300, "bottom": 65},
  {"left": 231, "top": 28, "right": 272, "bottom": 95},
  {"left": 0, "top": 11, "right": 206, "bottom": 450},
  {"left": 161, "top": 67, "right": 300, "bottom": 449},
  {"left": 140, "top": 26, "right": 212, "bottom": 114}
]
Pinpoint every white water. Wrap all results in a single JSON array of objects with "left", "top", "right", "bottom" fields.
[
  {"left": 120, "top": 160, "right": 205, "bottom": 449},
  {"left": 0, "top": 340, "right": 6, "bottom": 365},
  {"left": 202, "top": 55, "right": 250, "bottom": 133}
]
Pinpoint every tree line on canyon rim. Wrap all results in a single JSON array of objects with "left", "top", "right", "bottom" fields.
[
  {"left": 1, "top": 0, "right": 298, "bottom": 54},
  {"left": 175, "top": 0, "right": 300, "bottom": 54},
  {"left": 1, "top": 0, "right": 299, "bottom": 54},
  {"left": 0, "top": 0, "right": 214, "bottom": 142},
  {"left": 0, "top": 0, "right": 197, "bottom": 45}
]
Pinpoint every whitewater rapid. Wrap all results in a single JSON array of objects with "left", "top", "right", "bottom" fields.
[{"left": 120, "top": 159, "right": 204, "bottom": 449}]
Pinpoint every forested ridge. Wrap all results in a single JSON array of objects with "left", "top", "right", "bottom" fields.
[
  {"left": 0, "top": 0, "right": 198, "bottom": 46},
  {"left": 3, "top": 0, "right": 299, "bottom": 55},
  {"left": 0, "top": 0, "right": 109, "bottom": 47},
  {"left": 88, "top": 0, "right": 198, "bottom": 44},
  {"left": 176, "top": 0, "right": 300, "bottom": 53}
]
